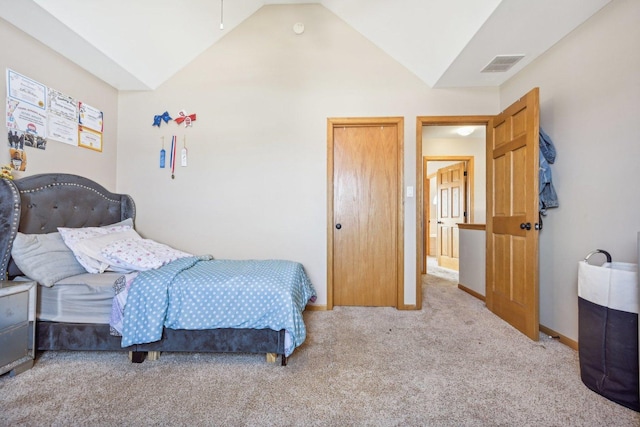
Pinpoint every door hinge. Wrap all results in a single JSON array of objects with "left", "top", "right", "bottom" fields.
[{"left": 463, "top": 171, "right": 467, "bottom": 177}]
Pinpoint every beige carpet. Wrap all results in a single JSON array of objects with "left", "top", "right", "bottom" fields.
[
  {"left": 1, "top": 273, "right": 639, "bottom": 426},
  {"left": 426, "top": 256, "right": 459, "bottom": 282}
]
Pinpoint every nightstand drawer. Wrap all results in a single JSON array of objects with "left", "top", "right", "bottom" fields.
[
  {"left": 0, "top": 281, "right": 36, "bottom": 376},
  {"left": 0, "top": 291, "right": 29, "bottom": 330},
  {"left": 0, "top": 323, "right": 29, "bottom": 367}
]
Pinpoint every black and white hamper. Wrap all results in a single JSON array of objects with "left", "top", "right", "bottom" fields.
[{"left": 578, "top": 249, "right": 639, "bottom": 412}]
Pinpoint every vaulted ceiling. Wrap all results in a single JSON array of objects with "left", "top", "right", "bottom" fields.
[{"left": 0, "top": 0, "right": 611, "bottom": 91}]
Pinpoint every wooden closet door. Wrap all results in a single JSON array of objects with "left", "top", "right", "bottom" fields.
[{"left": 330, "top": 121, "right": 400, "bottom": 307}]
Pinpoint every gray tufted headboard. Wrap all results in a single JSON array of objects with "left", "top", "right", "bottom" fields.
[{"left": 0, "top": 173, "right": 135, "bottom": 279}]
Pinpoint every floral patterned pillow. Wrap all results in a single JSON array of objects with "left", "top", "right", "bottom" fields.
[
  {"left": 100, "top": 238, "right": 192, "bottom": 271},
  {"left": 58, "top": 224, "right": 133, "bottom": 273},
  {"left": 73, "top": 228, "right": 142, "bottom": 273}
]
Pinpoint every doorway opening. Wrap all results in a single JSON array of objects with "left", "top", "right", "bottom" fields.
[
  {"left": 415, "top": 116, "right": 491, "bottom": 308},
  {"left": 423, "top": 156, "right": 474, "bottom": 281}
]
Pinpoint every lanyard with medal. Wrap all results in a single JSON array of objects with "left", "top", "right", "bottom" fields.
[{"left": 170, "top": 135, "right": 177, "bottom": 179}]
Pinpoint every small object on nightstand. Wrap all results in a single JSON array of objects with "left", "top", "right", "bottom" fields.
[{"left": 0, "top": 281, "right": 36, "bottom": 377}]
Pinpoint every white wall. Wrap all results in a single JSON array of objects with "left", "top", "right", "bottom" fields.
[
  {"left": 500, "top": 0, "right": 640, "bottom": 340},
  {"left": 116, "top": 4, "right": 498, "bottom": 307},
  {"left": 0, "top": 19, "right": 119, "bottom": 188},
  {"left": 459, "top": 228, "right": 486, "bottom": 297}
]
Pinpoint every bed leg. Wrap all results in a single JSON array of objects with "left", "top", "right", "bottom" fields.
[
  {"left": 147, "top": 351, "right": 160, "bottom": 361},
  {"left": 129, "top": 351, "right": 146, "bottom": 363},
  {"left": 266, "top": 353, "right": 277, "bottom": 363},
  {"left": 281, "top": 355, "right": 287, "bottom": 366}
]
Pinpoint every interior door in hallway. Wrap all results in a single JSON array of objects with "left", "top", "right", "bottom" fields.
[
  {"left": 329, "top": 119, "right": 402, "bottom": 307},
  {"left": 486, "top": 88, "right": 540, "bottom": 340},
  {"left": 436, "top": 161, "right": 466, "bottom": 271}
]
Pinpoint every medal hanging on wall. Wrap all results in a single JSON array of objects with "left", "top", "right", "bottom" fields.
[{"left": 170, "top": 135, "right": 177, "bottom": 179}]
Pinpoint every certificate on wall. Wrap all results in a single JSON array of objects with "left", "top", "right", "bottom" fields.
[
  {"left": 6, "top": 69, "right": 48, "bottom": 139},
  {"left": 78, "top": 125, "right": 102, "bottom": 152},
  {"left": 5, "top": 98, "right": 48, "bottom": 139},
  {"left": 77, "top": 101, "right": 103, "bottom": 151},
  {"left": 6, "top": 69, "right": 46, "bottom": 110},
  {"left": 48, "top": 89, "right": 78, "bottom": 146},
  {"left": 78, "top": 101, "right": 103, "bottom": 132}
]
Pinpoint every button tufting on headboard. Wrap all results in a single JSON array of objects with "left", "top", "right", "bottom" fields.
[{"left": 0, "top": 173, "right": 136, "bottom": 279}]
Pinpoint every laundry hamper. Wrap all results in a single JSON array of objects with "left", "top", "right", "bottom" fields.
[{"left": 578, "top": 249, "right": 639, "bottom": 412}]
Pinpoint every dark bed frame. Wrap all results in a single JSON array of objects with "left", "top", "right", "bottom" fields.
[{"left": 0, "top": 173, "right": 287, "bottom": 365}]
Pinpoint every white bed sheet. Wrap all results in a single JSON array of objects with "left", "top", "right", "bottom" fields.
[{"left": 37, "top": 272, "right": 120, "bottom": 324}]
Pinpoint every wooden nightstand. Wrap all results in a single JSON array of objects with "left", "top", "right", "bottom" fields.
[{"left": 0, "top": 281, "right": 36, "bottom": 377}]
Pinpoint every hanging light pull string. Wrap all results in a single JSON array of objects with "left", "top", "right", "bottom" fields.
[{"left": 220, "top": 0, "right": 224, "bottom": 30}]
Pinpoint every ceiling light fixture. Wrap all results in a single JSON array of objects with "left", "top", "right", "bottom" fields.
[
  {"left": 456, "top": 126, "right": 475, "bottom": 136},
  {"left": 220, "top": 0, "right": 224, "bottom": 30}
]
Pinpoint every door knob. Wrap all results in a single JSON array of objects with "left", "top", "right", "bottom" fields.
[
  {"left": 520, "top": 222, "right": 531, "bottom": 230},
  {"left": 335, "top": 224, "right": 342, "bottom": 230}
]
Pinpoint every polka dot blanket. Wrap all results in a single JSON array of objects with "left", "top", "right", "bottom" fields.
[{"left": 121, "top": 256, "right": 317, "bottom": 356}]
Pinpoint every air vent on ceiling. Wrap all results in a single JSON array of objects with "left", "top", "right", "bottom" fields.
[{"left": 481, "top": 55, "right": 525, "bottom": 73}]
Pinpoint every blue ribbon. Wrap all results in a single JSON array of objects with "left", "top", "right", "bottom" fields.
[{"left": 152, "top": 111, "right": 172, "bottom": 127}]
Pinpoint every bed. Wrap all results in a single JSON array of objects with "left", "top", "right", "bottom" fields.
[{"left": 0, "top": 173, "right": 316, "bottom": 365}]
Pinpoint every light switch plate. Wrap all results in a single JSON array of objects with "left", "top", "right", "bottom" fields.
[{"left": 406, "top": 186, "right": 414, "bottom": 197}]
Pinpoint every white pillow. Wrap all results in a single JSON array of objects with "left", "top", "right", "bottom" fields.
[{"left": 58, "top": 222, "right": 133, "bottom": 273}]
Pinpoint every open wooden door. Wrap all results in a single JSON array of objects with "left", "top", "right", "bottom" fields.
[
  {"left": 486, "top": 88, "right": 540, "bottom": 341},
  {"left": 436, "top": 162, "right": 466, "bottom": 271}
]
